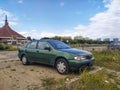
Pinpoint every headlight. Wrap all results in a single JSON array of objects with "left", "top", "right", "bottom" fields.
[
  {"left": 74, "top": 56, "right": 81, "bottom": 60},
  {"left": 74, "top": 55, "right": 86, "bottom": 60}
]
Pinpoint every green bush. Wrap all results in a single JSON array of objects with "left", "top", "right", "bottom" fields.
[
  {"left": 0, "top": 44, "right": 5, "bottom": 50},
  {"left": 5, "top": 45, "right": 11, "bottom": 50},
  {"left": 0, "top": 44, "right": 18, "bottom": 51}
]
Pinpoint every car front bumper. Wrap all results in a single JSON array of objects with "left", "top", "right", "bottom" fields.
[{"left": 68, "top": 58, "right": 94, "bottom": 71}]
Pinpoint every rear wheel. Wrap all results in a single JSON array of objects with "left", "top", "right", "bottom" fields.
[
  {"left": 55, "top": 58, "right": 69, "bottom": 74},
  {"left": 21, "top": 55, "right": 29, "bottom": 65}
]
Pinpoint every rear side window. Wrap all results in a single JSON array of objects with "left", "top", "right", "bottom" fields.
[
  {"left": 37, "top": 42, "right": 49, "bottom": 50},
  {"left": 27, "top": 41, "right": 37, "bottom": 49}
]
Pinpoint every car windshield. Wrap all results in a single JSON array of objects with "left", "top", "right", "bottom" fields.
[{"left": 48, "top": 40, "right": 71, "bottom": 49}]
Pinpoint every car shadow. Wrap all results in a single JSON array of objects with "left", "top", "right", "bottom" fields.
[{"left": 30, "top": 62, "right": 55, "bottom": 70}]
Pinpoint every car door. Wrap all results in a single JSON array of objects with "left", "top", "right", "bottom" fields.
[
  {"left": 36, "top": 41, "right": 55, "bottom": 65},
  {"left": 25, "top": 41, "right": 38, "bottom": 62}
]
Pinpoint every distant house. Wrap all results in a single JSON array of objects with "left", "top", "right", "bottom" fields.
[
  {"left": 108, "top": 39, "right": 120, "bottom": 50},
  {"left": 103, "top": 38, "right": 110, "bottom": 42},
  {"left": 0, "top": 15, "right": 27, "bottom": 44},
  {"left": 113, "top": 38, "right": 119, "bottom": 42}
]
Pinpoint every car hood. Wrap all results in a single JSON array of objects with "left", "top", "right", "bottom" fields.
[{"left": 58, "top": 48, "right": 91, "bottom": 55}]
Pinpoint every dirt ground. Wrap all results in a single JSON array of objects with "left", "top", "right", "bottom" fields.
[
  {"left": 0, "top": 51, "right": 66, "bottom": 90},
  {"left": 0, "top": 51, "right": 103, "bottom": 90},
  {"left": 0, "top": 60, "right": 67, "bottom": 90},
  {"left": 0, "top": 51, "right": 18, "bottom": 61}
]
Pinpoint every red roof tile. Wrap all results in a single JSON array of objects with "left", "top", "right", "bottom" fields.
[
  {"left": 0, "top": 16, "right": 25, "bottom": 39},
  {"left": 0, "top": 25, "right": 25, "bottom": 38}
]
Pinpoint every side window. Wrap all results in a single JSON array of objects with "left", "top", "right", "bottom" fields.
[
  {"left": 27, "top": 41, "right": 37, "bottom": 49},
  {"left": 38, "top": 42, "right": 49, "bottom": 50}
]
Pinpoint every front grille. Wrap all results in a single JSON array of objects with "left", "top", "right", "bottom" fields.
[{"left": 86, "top": 55, "right": 92, "bottom": 59}]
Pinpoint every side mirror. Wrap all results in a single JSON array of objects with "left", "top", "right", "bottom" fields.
[{"left": 44, "top": 46, "right": 51, "bottom": 51}]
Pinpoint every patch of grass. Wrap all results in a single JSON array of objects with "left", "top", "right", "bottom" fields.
[
  {"left": 41, "top": 77, "right": 56, "bottom": 86},
  {"left": 5, "top": 65, "right": 11, "bottom": 68},
  {"left": 64, "top": 74, "right": 77, "bottom": 82},
  {"left": 66, "top": 70, "right": 119, "bottom": 90},
  {"left": 21, "top": 71, "right": 26, "bottom": 74},
  {"left": 11, "top": 68, "right": 16, "bottom": 71},
  {"left": 4, "top": 61, "right": 8, "bottom": 63},
  {"left": 0, "top": 44, "right": 18, "bottom": 51},
  {"left": 107, "top": 72, "right": 118, "bottom": 78},
  {"left": 92, "top": 49, "right": 120, "bottom": 71},
  {"left": 41, "top": 69, "right": 120, "bottom": 90},
  {"left": 116, "top": 80, "right": 120, "bottom": 85},
  {"left": 26, "top": 84, "right": 41, "bottom": 90},
  {"left": 9, "top": 76, "right": 12, "bottom": 78},
  {"left": 41, "top": 77, "right": 57, "bottom": 90},
  {"left": 30, "top": 68, "right": 34, "bottom": 71},
  {"left": 74, "top": 71, "right": 119, "bottom": 90}
]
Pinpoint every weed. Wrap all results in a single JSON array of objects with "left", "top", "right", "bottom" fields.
[
  {"left": 36, "top": 70, "right": 39, "bottom": 72},
  {"left": 27, "top": 84, "right": 41, "bottom": 90},
  {"left": 41, "top": 77, "right": 56, "bottom": 87},
  {"left": 0, "top": 44, "right": 18, "bottom": 51},
  {"left": 5, "top": 65, "right": 11, "bottom": 68},
  {"left": 21, "top": 71, "right": 25, "bottom": 74},
  {"left": 11, "top": 68, "right": 16, "bottom": 71},
  {"left": 92, "top": 50, "right": 120, "bottom": 71},
  {"left": 65, "top": 74, "right": 77, "bottom": 82},
  {"left": 107, "top": 72, "right": 118, "bottom": 78},
  {"left": 71, "top": 71, "right": 119, "bottom": 90},
  {"left": 9, "top": 76, "right": 12, "bottom": 78},
  {"left": 30, "top": 69, "right": 34, "bottom": 71},
  {"left": 40, "top": 68, "right": 120, "bottom": 90}
]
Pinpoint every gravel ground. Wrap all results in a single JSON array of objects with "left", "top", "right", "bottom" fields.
[{"left": 0, "top": 51, "right": 19, "bottom": 61}]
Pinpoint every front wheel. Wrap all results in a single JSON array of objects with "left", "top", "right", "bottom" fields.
[
  {"left": 21, "top": 55, "right": 29, "bottom": 65},
  {"left": 55, "top": 58, "right": 69, "bottom": 74}
]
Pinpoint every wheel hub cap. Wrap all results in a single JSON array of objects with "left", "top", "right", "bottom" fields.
[{"left": 57, "top": 61, "right": 66, "bottom": 73}]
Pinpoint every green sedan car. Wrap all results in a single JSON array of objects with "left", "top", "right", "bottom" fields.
[{"left": 18, "top": 39, "right": 94, "bottom": 74}]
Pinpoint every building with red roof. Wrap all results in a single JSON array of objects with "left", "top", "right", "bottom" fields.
[{"left": 0, "top": 16, "right": 27, "bottom": 44}]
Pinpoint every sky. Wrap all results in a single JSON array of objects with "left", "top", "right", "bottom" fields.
[{"left": 0, "top": 0, "right": 120, "bottom": 40}]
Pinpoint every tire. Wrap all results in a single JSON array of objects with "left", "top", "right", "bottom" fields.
[
  {"left": 55, "top": 58, "right": 69, "bottom": 74},
  {"left": 21, "top": 55, "right": 29, "bottom": 65}
]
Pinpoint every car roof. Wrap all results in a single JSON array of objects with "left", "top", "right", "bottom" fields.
[
  {"left": 39, "top": 39, "right": 59, "bottom": 42},
  {"left": 29, "top": 39, "right": 61, "bottom": 43}
]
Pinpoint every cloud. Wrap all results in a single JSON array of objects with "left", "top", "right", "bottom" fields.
[
  {"left": 0, "top": 21, "right": 17, "bottom": 26},
  {"left": 19, "top": 30, "right": 57, "bottom": 39},
  {"left": 19, "top": 29, "right": 80, "bottom": 39},
  {"left": 20, "top": 0, "right": 120, "bottom": 40},
  {"left": 60, "top": 2, "right": 65, "bottom": 7},
  {"left": 18, "top": 0, "right": 23, "bottom": 4},
  {"left": 73, "top": 0, "right": 120, "bottom": 39},
  {"left": 0, "top": 8, "right": 11, "bottom": 18},
  {"left": 0, "top": 8, "right": 18, "bottom": 26},
  {"left": 74, "top": 25, "right": 87, "bottom": 30}
]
